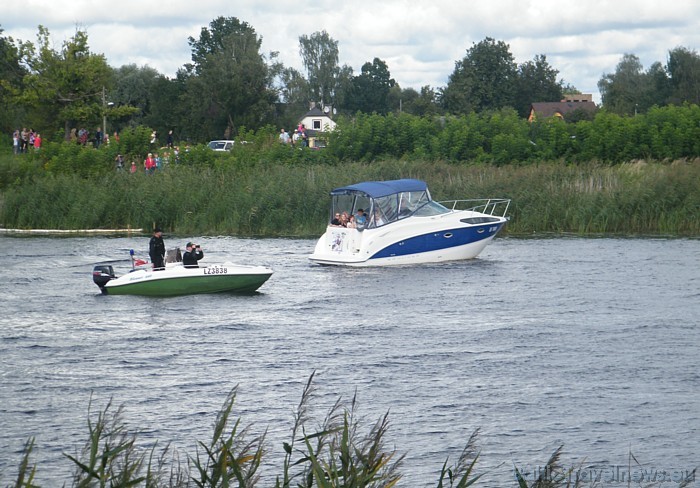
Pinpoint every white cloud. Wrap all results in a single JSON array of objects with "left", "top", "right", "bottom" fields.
[{"left": 3, "top": 0, "right": 700, "bottom": 105}]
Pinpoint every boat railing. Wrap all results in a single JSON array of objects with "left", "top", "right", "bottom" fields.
[{"left": 438, "top": 198, "right": 511, "bottom": 217}]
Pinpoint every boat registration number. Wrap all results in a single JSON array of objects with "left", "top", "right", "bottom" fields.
[{"left": 204, "top": 266, "right": 228, "bottom": 275}]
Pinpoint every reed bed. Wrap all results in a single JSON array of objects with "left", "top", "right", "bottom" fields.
[
  {"left": 1, "top": 154, "right": 699, "bottom": 236},
  {"left": 5, "top": 374, "right": 695, "bottom": 487}
]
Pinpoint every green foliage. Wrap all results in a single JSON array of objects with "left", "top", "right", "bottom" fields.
[
  {"left": 435, "top": 429, "right": 482, "bottom": 488},
  {"left": 299, "top": 30, "right": 343, "bottom": 108},
  {"left": 4, "top": 107, "right": 700, "bottom": 236},
  {"left": 19, "top": 26, "right": 112, "bottom": 139},
  {"left": 182, "top": 16, "right": 275, "bottom": 140},
  {"left": 12, "top": 437, "right": 38, "bottom": 487},
  {"left": 190, "top": 387, "right": 265, "bottom": 487},
  {"left": 348, "top": 58, "right": 395, "bottom": 115},
  {"left": 599, "top": 48, "right": 700, "bottom": 115},
  {"left": 2, "top": 157, "right": 699, "bottom": 236},
  {"left": 116, "top": 126, "right": 158, "bottom": 161},
  {"left": 40, "top": 141, "right": 111, "bottom": 177},
  {"left": 0, "top": 152, "right": 44, "bottom": 190},
  {"left": 666, "top": 46, "right": 700, "bottom": 106},
  {"left": 63, "top": 398, "right": 148, "bottom": 487},
  {"left": 442, "top": 37, "right": 518, "bottom": 114},
  {"left": 0, "top": 29, "right": 27, "bottom": 135},
  {"left": 515, "top": 55, "right": 563, "bottom": 117}
]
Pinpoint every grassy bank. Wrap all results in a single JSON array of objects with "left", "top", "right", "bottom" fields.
[
  {"left": 6, "top": 374, "right": 694, "bottom": 487},
  {"left": 1, "top": 155, "right": 699, "bottom": 236}
]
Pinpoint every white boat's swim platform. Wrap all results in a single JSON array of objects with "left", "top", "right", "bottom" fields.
[{"left": 309, "top": 179, "right": 510, "bottom": 266}]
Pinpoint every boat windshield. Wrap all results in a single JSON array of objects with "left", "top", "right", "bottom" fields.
[
  {"left": 367, "top": 190, "right": 432, "bottom": 228},
  {"left": 412, "top": 200, "right": 451, "bottom": 216}
]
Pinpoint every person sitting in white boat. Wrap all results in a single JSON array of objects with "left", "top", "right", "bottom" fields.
[
  {"left": 330, "top": 212, "right": 343, "bottom": 226},
  {"left": 182, "top": 242, "right": 204, "bottom": 268},
  {"left": 354, "top": 209, "right": 367, "bottom": 228},
  {"left": 370, "top": 208, "right": 385, "bottom": 227},
  {"left": 346, "top": 214, "right": 356, "bottom": 228},
  {"left": 340, "top": 211, "right": 350, "bottom": 227}
]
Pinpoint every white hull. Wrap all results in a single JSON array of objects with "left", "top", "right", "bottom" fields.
[{"left": 309, "top": 210, "right": 506, "bottom": 267}]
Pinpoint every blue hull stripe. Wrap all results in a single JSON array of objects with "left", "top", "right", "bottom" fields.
[{"left": 370, "top": 223, "right": 503, "bottom": 260}]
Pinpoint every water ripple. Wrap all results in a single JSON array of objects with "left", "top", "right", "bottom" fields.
[{"left": 0, "top": 236, "right": 698, "bottom": 486}]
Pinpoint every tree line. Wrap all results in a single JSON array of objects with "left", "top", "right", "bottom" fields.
[{"left": 2, "top": 18, "right": 700, "bottom": 147}]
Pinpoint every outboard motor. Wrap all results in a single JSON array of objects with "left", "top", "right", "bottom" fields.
[{"left": 92, "top": 265, "right": 115, "bottom": 291}]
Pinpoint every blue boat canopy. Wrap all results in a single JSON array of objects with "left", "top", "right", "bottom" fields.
[{"left": 330, "top": 179, "right": 428, "bottom": 198}]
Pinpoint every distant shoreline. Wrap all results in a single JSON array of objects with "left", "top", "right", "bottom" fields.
[{"left": 0, "top": 228, "right": 144, "bottom": 235}]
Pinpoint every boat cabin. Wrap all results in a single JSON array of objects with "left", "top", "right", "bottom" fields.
[{"left": 329, "top": 179, "right": 452, "bottom": 229}]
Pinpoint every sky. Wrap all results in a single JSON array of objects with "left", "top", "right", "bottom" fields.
[{"left": 2, "top": 1, "right": 700, "bottom": 105}]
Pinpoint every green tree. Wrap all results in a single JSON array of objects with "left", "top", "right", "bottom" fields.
[
  {"left": 19, "top": 26, "right": 111, "bottom": 140},
  {"left": 181, "top": 16, "right": 275, "bottom": 140},
  {"left": 333, "top": 64, "right": 355, "bottom": 113},
  {"left": 515, "top": 54, "right": 563, "bottom": 117},
  {"left": 646, "top": 61, "right": 672, "bottom": 107},
  {"left": 105, "top": 64, "right": 162, "bottom": 139},
  {"left": 348, "top": 57, "right": 395, "bottom": 114},
  {"left": 388, "top": 85, "right": 441, "bottom": 116},
  {"left": 275, "top": 66, "right": 310, "bottom": 129},
  {"left": 666, "top": 46, "right": 700, "bottom": 105},
  {"left": 298, "top": 30, "right": 345, "bottom": 108},
  {"left": 111, "top": 64, "right": 160, "bottom": 113},
  {"left": 598, "top": 53, "right": 651, "bottom": 115},
  {"left": 134, "top": 74, "right": 184, "bottom": 142},
  {"left": 0, "top": 27, "right": 27, "bottom": 134},
  {"left": 441, "top": 37, "right": 518, "bottom": 114}
]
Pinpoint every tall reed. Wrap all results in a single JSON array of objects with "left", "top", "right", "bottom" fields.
[{"left": 1, "top": 155, "right": 699, "bottom": 236}]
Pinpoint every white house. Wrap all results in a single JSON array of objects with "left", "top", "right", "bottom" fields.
[{"left": 298, "top": 105, "right": 337, "bottom": 133}]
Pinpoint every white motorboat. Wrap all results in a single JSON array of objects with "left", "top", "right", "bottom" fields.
[{"left": 309, "top": 179, "right": 510, "bottom": 266}]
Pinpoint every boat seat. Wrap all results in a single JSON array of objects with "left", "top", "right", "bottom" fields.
[{"left": 165, "top": 247, "right": 182, "bottom": 263}]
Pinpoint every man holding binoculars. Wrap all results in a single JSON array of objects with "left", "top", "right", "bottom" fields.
[{"left": 183, "top": 242, "right": 204, "bottom": 268}]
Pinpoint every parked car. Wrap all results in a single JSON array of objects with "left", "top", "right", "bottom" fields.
[{"left": 208, "top": 140, "right": 235, "bottom": 151}]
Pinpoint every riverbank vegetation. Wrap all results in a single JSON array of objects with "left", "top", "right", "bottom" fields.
[
  {"left": 1, "top": 151, "right": 699, "bottom": 237},
  {"left": 6, "top": 374, "right": 695, "bottom": 487},
  {"left": 2, "top": 105, "right": 700, "bottom": 237}
]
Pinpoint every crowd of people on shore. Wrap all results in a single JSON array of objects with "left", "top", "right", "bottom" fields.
[
  {"left": 10, "top": 126, "right": 190, "bottom": 175},
  {"left": 12, "top": 128, "right": 42, "bottom": 153},
  {"left": 119, "top": 150, "right": 182, "bottom": 174},
  {"left": 279, "top": 123, "right": 309, "bottom": 146}
]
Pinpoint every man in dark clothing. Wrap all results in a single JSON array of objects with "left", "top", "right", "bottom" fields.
[
  {"left": 149, "top": 228, "right": 166, "bottom": 270},
  {"left": 182, "top": 242, "right": 204, "bottom": 268}
]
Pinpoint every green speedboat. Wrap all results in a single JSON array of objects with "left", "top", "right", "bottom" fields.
[{"left": 93, "top": 261, "right": 273, "bottom": 296}]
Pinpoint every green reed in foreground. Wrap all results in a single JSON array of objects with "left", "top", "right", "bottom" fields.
[{"left": 6, "top": 373, "right": 696, "bottom": 488}]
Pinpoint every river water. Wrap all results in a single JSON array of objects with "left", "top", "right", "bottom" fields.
[{"left": 0, "top": 235, "right": 698, "bottom": 486}]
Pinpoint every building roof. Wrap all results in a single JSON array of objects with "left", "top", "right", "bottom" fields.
[
  {"left": 530, "top": 101, "right": 598, "bottom": 119},
  {"left": 303, "top": 107, "right": 330, "bottom": 118}
]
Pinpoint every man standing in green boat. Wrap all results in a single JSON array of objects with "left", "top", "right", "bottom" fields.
[
  {"left": 182, "top": 242, "right": 204, "bottom": 268},
  {"left": 149, "top": 228, "right": 166, "bottom": 270}
]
